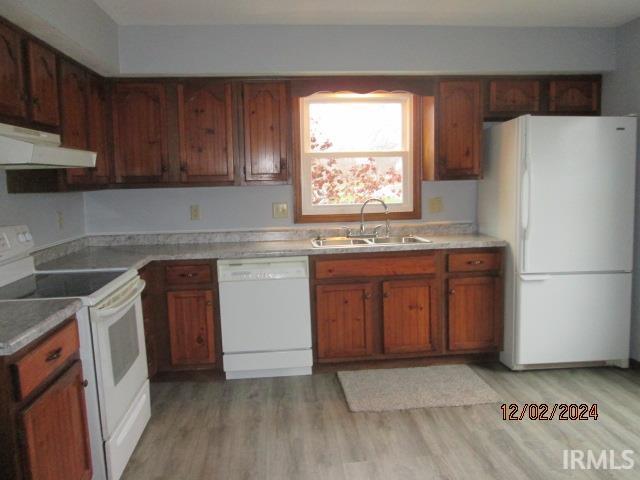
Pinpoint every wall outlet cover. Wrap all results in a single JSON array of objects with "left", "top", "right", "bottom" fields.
[
  {"left": 190, "top": 204, "right": 201, "bottom": 221},
  {"left": 428, "top": 196, "right": 444, "bottom": 214},
  {"left": 272, "top": 202, "right": 288, "bottom": 219}
]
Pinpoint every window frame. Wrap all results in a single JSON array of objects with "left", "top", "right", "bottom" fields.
[{"left": 293, "top": 91, "right": 422, "bottom": 223}]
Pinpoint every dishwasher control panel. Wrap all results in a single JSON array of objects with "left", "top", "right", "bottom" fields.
[{"left": 217, "top": 257, "right": 309, "bottom": 282}]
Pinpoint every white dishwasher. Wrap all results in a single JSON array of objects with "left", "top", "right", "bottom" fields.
[{"left": 217, "top": 256, "right": 312, "bottom": 379}]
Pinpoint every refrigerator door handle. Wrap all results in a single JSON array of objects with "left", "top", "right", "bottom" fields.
[
  {"left": 519, "top": 274, "right": 552, "bottom": 282},
  {"left": 521, "top": 168, "right": 531, "bottom": 236}
]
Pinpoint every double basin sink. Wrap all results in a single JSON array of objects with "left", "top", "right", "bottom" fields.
[{"left": 311, "top": 235, "right": 432, "bottom": 248}]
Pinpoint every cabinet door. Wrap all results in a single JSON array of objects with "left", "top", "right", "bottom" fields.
[
  {"left": 549, "top": 79, "right": 600, "bottom": 114},
  {"left": 242, "top": 82, "right": 289, "bottom": 182},
  {"left": 21, "top": 361, "right": 92, "bottom": 480},
  {"left": 316, "top": 283, "right": 375, "bottom": 359},
  {"left": 487, "top": 79, "right": 541, "bottom": 116},
  {"left": 167, "top": 290, "right": 216, "bottom": 366},
  {"left": 0, "top": 22, "right": 27, "bottom": 119},
  {"left": 382, "top": 279, "right": 440, "bottom": 354},
  {"left": 60, "top": 61, "right": 91, "bottom": 185},
  {"left": 26, "top": 40, "right": 59, "bottom": 127},
  {"left": 437, "top": 80, "right": 482, "bottom": 179},
  {"left": 87, "top": 76, "right": 112, "bottom": 184},
  {"left": 112, "top": 83, "right": 169, "bottom": 184},
  {"left": 447, "top": 276, "right": 502, "bottom": 352},
  {"left": 178, "top": 81, "right": 234, "bottom": 183}
]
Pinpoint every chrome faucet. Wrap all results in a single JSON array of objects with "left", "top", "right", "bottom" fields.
[{"left": 342, "top": 198, "right": 390, "bottom": 238}]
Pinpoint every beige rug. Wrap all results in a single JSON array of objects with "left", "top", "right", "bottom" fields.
[{"left": 337, "top": 365, "right": 502, "bottom": 412}]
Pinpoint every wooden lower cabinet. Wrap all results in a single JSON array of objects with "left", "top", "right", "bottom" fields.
[
  {"left": 21, "top": 361, "right": 92, "bottom": 480},
  {"left": 382, "top": 279, "right": 440, "bottom": 354},
  {"left": 167, "top": 289, "right": 216, "bottom": 366},
  {"left": 447, "top": 276, "right": 502, "bottom": 352},
  {"left": 313, "top": 249, "right": 504, "bottom": 364},
  {"left": 316, "top": 283, "right": 375, "bottom": 359}
]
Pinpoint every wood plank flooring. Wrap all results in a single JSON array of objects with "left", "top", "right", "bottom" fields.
[{"left": 123, "top": 364, "right": 640, "bottom": 479}]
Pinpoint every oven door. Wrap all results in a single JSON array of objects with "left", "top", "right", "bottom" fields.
[{"left": 89, "top": 277, "right": 148, "bottom": 438}]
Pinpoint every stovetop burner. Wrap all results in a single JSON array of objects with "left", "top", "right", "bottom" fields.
[{"left": 0, "top": 270, "right": 126, "bottom": 300}]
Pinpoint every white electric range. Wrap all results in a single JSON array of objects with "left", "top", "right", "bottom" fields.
[{"left": 0, "top": 225, "right": 149, "bottom": 480}]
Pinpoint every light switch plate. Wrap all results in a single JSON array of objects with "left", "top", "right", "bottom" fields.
[
  {"left": 272, "top": 202, "right": 288, "bottom": 219},
  {"left": 428, "top": 197, "right": 444, "bottom": 214},
  {"left": 190, "top": 204, "right": 201, "bottom": 221}
]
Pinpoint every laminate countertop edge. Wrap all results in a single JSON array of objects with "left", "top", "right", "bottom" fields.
[{"left": 0, "top": 299, "right": 83, "bottom": 356}]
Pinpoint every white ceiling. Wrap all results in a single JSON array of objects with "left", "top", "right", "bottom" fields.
[{"left": 93, "top": 0, "right": 640, "bottom": 27}]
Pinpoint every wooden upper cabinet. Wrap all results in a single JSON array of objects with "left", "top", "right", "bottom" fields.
[
  {"left": 437, "top": 80, "right": 483, "bottom": 179},
  {"left": 26, "top": 39, "right": 59, "bottom": 127},
  {"left": 549, "top": 79, "right": 600, "bottom": 114},
  {"left": 316, "top": 283, "right": 375, "bottom": 359},
  {"left": 59, "top": 60, "right": 89, "bottom": 149},
  {"left": 112, "top": 83, "right": 169, "bottom": 184},
  {"left": 487, "top": 79, "right": 541, "bottom": 116},
  {"left": 242, "top": 81, "right": 289, "bottom": 182},
  {"left": 382, "top": 279, "right": 440, "bottom": 355},
  {"left": 447, "top": 276, "right": 502, "bottom": 352},
  {"left": 167, "top": 290, "right": 216, "bottom": 366},
  {"left": 20, "top": 361, "right": 92, "bottom": 480},
  {"left": 177, "top": 81, "right": 234, "bottom": 183},
  {"left": 0, "top": 22, "right": 27, "bottom": 119}
]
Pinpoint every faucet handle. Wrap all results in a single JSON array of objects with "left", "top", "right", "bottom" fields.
[
  {"left": 372, "top": 224, "right": 386, "bottom": 237},
  {"left": 341, "top": 226, "right": 353, "bottom": 237}
]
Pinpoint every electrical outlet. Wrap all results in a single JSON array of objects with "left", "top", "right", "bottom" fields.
[
  {"left": 190, "top": 204, "right": 201, "bottom": 221},
  {"left": 428, "top": 196, "right": 444, "bottom": 214},
  {"left": 272, "top": 202, "right": 288, "bottom": 219},
  {"left": 56, "top": 211, "right": 64, "bottom": 230}
]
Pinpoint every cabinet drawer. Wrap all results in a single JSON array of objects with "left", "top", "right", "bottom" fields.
[
  {"left": 315, "top": 255, "right": 436, "bottom": 279},
  {"left": 13, "top": 319, "right": 79, "bottom": 400},
  {"left": 448, "top": 252, "right": 501, "bottom": 273},
  {"left": 165, "top": 264, "right": 212, "bottom": 285}
]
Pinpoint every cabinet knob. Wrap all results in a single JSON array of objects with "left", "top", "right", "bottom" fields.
[
  {"left": 45, "top": 347, "right": 63, "bottom": 362},
  {"left": 363, "top": 292, "right": 371, "bottom": 300},
  {"left": 467, "top": 260, "right": 483, "bottom": 265},
  {"left": 449, "top": 289, "right": 456, "bottom": 295},
  {"left": 32, "top": 96, "right": 40, "bottom": 106},
  {"left": 81, "top": 379, "right": 89, "bottom": 388},
  {"left": 196, "top": 335, "right": 205, "bottom": 345},
  {"left": 383, "top": 292, "right": 390, "bottom": 299}
]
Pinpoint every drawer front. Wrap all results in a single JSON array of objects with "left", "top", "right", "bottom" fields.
[
  {"left": 315, "top": 255, "right": 436, "bottom": 279},
  {"left": 165, "top": 264, "right": 212, "bottom": 285},
  {"left": 14, "top": 319, "right": 79, "bottom": 400},
  {"left": 448, "top": 252, "right": 501, "bottom": 273}
]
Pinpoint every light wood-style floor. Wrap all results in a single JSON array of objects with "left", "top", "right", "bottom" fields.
[{"left": 123, "top": 364, "right": 640, "bottom": 479}]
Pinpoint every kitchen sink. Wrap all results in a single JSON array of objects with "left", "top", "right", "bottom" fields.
[
  {"left": 311, "top": 235, "right": 432, "bottom": 248},
  {"left": 368, "top": 235, "right": 432, "bottom": 245},
  {"left": 311, "top": 237, "right": 370, "bottom": 248}
]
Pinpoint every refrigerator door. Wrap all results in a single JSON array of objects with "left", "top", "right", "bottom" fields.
[
  {"left": 517, "top": 273, "right": 632, "bottom": 365},
  {"left": 520, "top": 116, "right": 636, "bottom": 274}
]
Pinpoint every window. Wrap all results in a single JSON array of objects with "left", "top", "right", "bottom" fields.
[{"left": 298, "top": 92, "right": 418, "bottom": 219}]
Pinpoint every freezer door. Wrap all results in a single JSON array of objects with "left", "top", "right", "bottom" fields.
[
  {"left": 517, "top": 273, "right": 631, "bottom": 365},
  {"left": 521, "top": 116, "right": 636, "bottom": 273}
]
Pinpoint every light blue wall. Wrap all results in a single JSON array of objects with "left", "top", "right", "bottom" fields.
[
  {"left": 118, "top": 24, "right": 615, "bottom": 76},
  {"left": 602, "top": 17, "right": 640, "bottom": 360},
  {"left": 0, "top": 171, "right": 85, "bottom": 248}
]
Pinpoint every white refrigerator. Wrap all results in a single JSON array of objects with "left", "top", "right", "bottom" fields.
[{"left": 478, "top": 115, "right": 637, "bottom": 370}]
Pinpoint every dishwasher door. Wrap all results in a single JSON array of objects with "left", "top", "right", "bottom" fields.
[{"left": 217, "top": 257, "right": 312, "bottom": 379}]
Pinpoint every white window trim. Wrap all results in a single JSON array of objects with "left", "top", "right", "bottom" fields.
[{"left": 299, "top": 92, "right": 414, "bottom": 216}]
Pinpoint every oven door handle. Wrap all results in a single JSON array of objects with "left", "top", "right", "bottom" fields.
[{"left": 95, "top": 279, "right": 146, "bottom": 317}]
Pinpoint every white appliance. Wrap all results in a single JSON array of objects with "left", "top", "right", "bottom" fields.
[
  {"left": 0, "top": 225, "right": 149, "bottom": 480},
  {"left": 218, "top": 256, "right": 312, "bottom": 379},
  {"left": 0, "top": 122, "right": 96, "bottom": 169},
  {"left": 478, "top": 115, "right": 637, "bottom": 370}
]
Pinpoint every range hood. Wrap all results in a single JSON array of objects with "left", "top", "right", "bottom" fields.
[{"left": 0, "top": 122, "right": 96, "bottom": 169}]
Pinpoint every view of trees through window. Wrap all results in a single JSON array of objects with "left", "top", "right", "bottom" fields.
[{"left": 306, "top": 99, "right": 407, "bottom": 206}]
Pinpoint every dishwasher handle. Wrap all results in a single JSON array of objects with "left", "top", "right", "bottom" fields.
[{"left": 217, "top": 256, "right": 309, "bottom": 282}]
